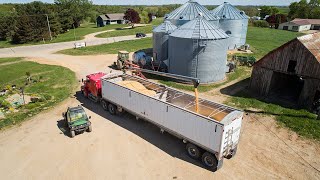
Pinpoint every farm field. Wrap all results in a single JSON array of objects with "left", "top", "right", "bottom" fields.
[{"left": 0, "top": 57, "right": 77, "bottom": 129}]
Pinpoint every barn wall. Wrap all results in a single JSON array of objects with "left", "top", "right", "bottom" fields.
[
  {"left": 257, "top": 39, "right": 320, "bottom": 78},
  {"left": 250, "top": 67, "right": 273, "bottom": 96},
  {"left": 299, "top": 79, "right": 320, "bottom": 107}
]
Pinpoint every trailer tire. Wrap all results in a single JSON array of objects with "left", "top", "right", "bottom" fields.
[
  {"left": 186, "top": 143, "right": 201, "bottom": 159},
  {"left": 101, "top": 100, "right": 108, "bottom": 111},
  {"left": 201, "top": 152, "right": 218, "bottom": 170},
  {"left": 70, "top": 130, "right": 75, "bottom": 138},
  {"left": 108, "top": 103, "right": 116, "bottom": 115},
  {"left": 87, "top": 125, "right": 92, "bottom": 132}
]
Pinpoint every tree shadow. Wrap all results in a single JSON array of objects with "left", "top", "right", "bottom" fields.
[
  {"left": 220, "top": 78, "right": 316, "bottom": 119},
  {"left": 73, "top": 91, "right": 216, "bottom": 172}
]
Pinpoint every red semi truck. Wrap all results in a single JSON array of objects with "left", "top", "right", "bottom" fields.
[{"left": 81, "top": 72, "right": 106, "bottom": 102}]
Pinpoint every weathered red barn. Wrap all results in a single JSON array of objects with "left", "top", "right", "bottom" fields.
[{"left": 250, "top": 32, "right": 320, "bottom": 109}]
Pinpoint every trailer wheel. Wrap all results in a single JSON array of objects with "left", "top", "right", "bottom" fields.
[
  {"left": 108, "top": 103, "right": 116, "bottom": 115},
  {"left": 101, "top": 100, "right": 108, "bottom": 111},
  {"left": 186, "top": 143, "right": 201, "bottom": 159},
  {"left": 70, "top": 130, "right": 75, "bottom": 138},
  {"left": 201, "top": 152, "right": 218, "bottom": 169}
]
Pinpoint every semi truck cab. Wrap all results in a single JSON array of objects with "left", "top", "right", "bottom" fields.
[{"left": 81, "top": 72, "right": 106, "bottom": 102}]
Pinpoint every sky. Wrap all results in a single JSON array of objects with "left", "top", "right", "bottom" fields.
[{"left": 0, "top": 0, "right": 300, "bottom": 6}]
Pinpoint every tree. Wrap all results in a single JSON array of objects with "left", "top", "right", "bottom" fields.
[
  {"left": 139, "top": 10, "right": 149, "bottom": 24},
  {"left": 288, "top": 0, "right": 320, "bottom": 19},
  {"left": 266, "top": 14, "right": 287, "bottom": 28},
  {"left": 260, "top": 6, "right": 279, "bottom": 18},
  {"left": 124, "top": 8, "right": 140, "bottom": 27},
  {"left": 55, "top": 0, "right": 93, "bottom": 28},
  {"left": 12, "top": 15, "right": 34, "bottom": 44}
]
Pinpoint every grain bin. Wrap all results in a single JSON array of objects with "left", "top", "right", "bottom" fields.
[
  {"left": 168, "top": 16, "right": 229, "bottom": 84},
  {"left": 211, "top": 2, "right": 249, "bottom": 49},
  {"left": 165, "top": 0, "right": 219, "bottom": 27},
  {"left": 152, "top": 20, "right": 177, "bottom": 63}
]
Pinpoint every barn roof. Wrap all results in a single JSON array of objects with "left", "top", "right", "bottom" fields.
[
  {"left": 210, "top": 2, "right": 249, "bottom": 20},
  {"left": 298, "top": 33, "right": 320, "bottom": 62},
  {"left": 254, "top": 32, "right": 320, "bottom": 66}
]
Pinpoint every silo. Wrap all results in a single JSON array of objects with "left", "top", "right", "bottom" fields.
[
  {"left": 165, "top": 0, "right": 219, "bottom": 27},
  {"left": 152, "top": 20, "right": 177, "bottom": 63},
  {"left": 168, "top": 16, "right": 229, "bottom": 84},
  {"left": 211, "top": 2, "right": 249, "bottom": 49}
]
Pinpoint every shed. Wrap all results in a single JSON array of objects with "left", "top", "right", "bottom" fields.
[
  {"left": 250, "top": 33, "right": 320, "bottom": 109},
  {"left": 165, "top": 0, "right": 219, "bottom": 27},
  {"left": 168, "top": 16, "right": 229, "bottom": 84},
  {"left": 97, "top": 13, "right": 126, "bottom": 27},
  {"left": 210, "top": 2, "right": 249, "bottom": 49},
  {"left": 278, "top": 19, "right": 320, "bottom": 32}
]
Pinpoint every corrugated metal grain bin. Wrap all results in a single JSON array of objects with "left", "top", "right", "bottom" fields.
[
  {"left": 165, "top": 0, "right": 219, "bottom": 27},
  {"left": 211, "top": 2, "right": 249, "bottom": 49},
  {"left": 153, "top": 20, "right": 177, "bottom": 62},
  {"left": 168, "top": 16, "right": 229, "bottom": 84}
]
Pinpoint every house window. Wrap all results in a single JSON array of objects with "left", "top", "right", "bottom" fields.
[
  {"left": 287, "top": 60, "right": 297, "bottom": 73},
  {"left": 292, "top": 26, "right": 299, "bottom": 31}
]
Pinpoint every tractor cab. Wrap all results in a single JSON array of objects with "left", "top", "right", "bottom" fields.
[
  {"left": 117, "top": 50, "right": 129, "bottom": 70},
  {"left": 81, "top": 72, "right": 106, "bottom": 102}
]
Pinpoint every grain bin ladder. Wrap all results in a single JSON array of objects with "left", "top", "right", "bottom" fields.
[{"left": 128, "top": 68, "right": 201, "bottom": 113}]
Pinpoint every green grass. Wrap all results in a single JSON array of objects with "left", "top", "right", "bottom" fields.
[
  {"left": 0, "top": 57, "right": 23, "bottom": 64},
  {"left": 58, "top": 37, "right": 152, "bottom": 56},
  {"left": 226, "top": 90, "right": 320, "bottom": 140},
  {"left": 156, "top": 66, "right": 251, "bottom": 92},
  {"left": 0, "top": 57, "right": 77, "bottom": 129},
  {"left": 0, "top": 23, "right": 127, "bottom": 48},
  {"left": 246, "top": 27, "right": 301, "bottom": 59},
  {"left": 96, "top": 18, "right": 163, "bottom": 38}
]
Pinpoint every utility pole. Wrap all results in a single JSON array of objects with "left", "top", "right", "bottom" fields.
[
  {"left": 45, "top": 14, "right": 53, "bottom": 41},
  {"left": 73, "top": 24, "right": 76, "bottom": 41}
]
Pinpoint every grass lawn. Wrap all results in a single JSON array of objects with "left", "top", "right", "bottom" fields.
[
  {"left": 0, "top": 57, "right": 77, "bottom": 129},
  {"left": 96, "top": 18, "right": 163, "bottom": 38},
  {"left": 246, "top": 27, "right": 301, "bottom": 59},
  {"left": 226, "top": 90, "right": 320, "bottom": 140},
  {"left": 0, "top": 23, "right": 127, "bottom": 48},
  {"left": 0, "top": 57, "right": 23, "bottom": 64},
  {"left": 58, "top": 37, "right": 152, "bottom": 56}
]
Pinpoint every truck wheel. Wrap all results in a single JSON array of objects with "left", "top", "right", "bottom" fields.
[
  {"left": 201, "top": 152, "right": 218, "bottom": 169},
  {"left": 70, "top": 130, "right": 75, "bottom": 138},
  {"left": 101, "top": 100, "right": 108, "bottom": 111},
  {"left": 87, "top": 125, "right": 92, "bottom": 132},
  {"left": 186, "top": 143, "right": 201, "bottom": 159},
  {"left": 108, "top": 103, "right": 116, "bottom": 115}
]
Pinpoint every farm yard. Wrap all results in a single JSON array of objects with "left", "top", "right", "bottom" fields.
[{"left": 0, "top": 0, "right": 320, "bottom": 179}]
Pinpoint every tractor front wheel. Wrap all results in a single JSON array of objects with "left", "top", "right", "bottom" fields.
[
  {"left": 87, "top": 125, "right": 92, "bottom": 132},
  {"left": 70, "top": 130, "right": 75, "bottom": 138}
]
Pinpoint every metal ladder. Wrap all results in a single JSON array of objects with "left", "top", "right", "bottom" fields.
[
  {"left": 223, "top": 128, "right": 234, "bottom": 155},
  {"left": 191, "top": 20, "right": 201, "bottom": 78}
]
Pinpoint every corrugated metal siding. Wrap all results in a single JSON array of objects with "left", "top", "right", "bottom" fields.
[
  {"left": 219, "top": 19, "right": 248, "bottom": 49},
  {"left": 168, "top": 37, "right": 228, "bottom": 83}
]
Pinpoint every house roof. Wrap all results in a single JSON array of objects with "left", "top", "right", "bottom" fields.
[
  {"left": 169, "top": 16, "right": 229, "bottom": 39},
  {"left": 293, "top": 18, "right": 320, "bottom": 25},
  {"left": 298, "top": 33, "right": 320, "bottom": 62},
  {"left": 291, "top": 19, "right": 312, "bottom": 26},
  {"left": 254, "top": 32, "right": 320, "bottom": 66},
  {"left": 210, "top": 2, "right": 249, "bottom": 20},
  {"left": 106, "top": 13, "right": 125, "bottom": 20},
  {"left": 166, "top": 0, "right": 219, "bottom": 21},
  {"left": 98, "top": 15, "right": 108, "bottom": 21}
]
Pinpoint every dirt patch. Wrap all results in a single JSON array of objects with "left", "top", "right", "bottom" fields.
[{"left": 6, "top": 94, "right": 31, "bottom": 107}]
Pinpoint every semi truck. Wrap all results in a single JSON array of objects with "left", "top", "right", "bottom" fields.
[{"left": 82, "top": 72, "right": 243, "bottom": 171}]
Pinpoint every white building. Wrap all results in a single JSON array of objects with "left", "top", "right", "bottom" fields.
[{"left": 278, "top": 18, "right": 320, "bottom": 32}]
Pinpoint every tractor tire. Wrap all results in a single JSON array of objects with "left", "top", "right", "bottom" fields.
[
  {"left": 201, "top": 152, "right": 218, "bottom": 170},
  {"left": 108, "top": 103, "right": 116, "bottom": 115},
  {"left": 70, "top": 130, "right": 75, "bottom": 138},
  {"left": 87, "top": 125, "right": 92, "bottom": 132},
  {"left": 101, "top": 100, "right": 108, "bottom": 111},
  {"left": 186, "top": 143, "right": 201, "bottom": 159}
]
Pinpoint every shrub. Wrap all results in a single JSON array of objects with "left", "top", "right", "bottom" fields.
[{"left": 253, "top": 20, "right": 269, "bottom": 28}]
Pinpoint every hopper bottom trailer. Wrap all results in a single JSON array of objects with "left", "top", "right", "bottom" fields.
[{"left": 95, "top": 73, "right": 243, "bottom": 171}]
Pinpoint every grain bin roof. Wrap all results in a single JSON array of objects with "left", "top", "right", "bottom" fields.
[
  {"left": 166, "top": 0, "right": 219, "bottom": 21},
  {"left": 211, "top": 2, "right": 249, "bottom": 20},
  {"left": 298, "top": 33, "right": 320, "bottom": 62},
  {"left": 153, "top": 20, "right": 177, "bottom": 33},
  {"left": 170, "top": 16, "right": 229, "bottom": 39}
]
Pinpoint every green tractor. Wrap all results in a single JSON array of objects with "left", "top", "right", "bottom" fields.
[
  {"left": 116, "top": 50, "right": 129, "bottom": 70},
  {"left": 62, "top": 105, "right": 92, "bottom": 138}
]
